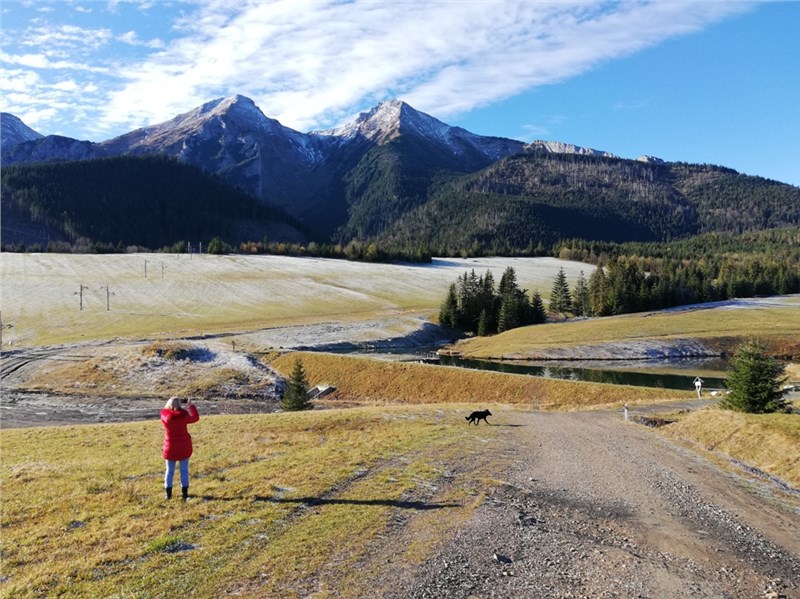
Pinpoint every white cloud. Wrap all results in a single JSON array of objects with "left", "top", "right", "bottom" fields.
[
  {"left": 0, "top": 69, "right": 44, "bottom": 93},
  {"left": 1, "top": 51, "right": 109, "bottom": 73},
  {"left": 19, "top": 106, "right": 57, "bottom": 126},
  {"left": 118, "top": 30, "right": 165, "bottom": 49},
  {"left": 4, "top": 0, "right": 757, "bottom": 141},
  {"left": 21, "top": 24, "right": 113, "bottom": 50},
  {"left": 52, "top": 79, "right": 80, "bottom": 91},
  {"left": 94, "top": 0, "right": 753, "bottom": 135}
]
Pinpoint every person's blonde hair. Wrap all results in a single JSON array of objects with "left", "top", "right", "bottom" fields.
[{"left": 164, "top": 396, "right": 183, "bottom": 410}]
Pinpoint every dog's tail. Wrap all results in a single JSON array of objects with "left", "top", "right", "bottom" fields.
[{"left": 465, "top": 415, "right": 469, "bottom": 421}]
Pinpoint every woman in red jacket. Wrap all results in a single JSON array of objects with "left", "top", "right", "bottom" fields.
[{"left": 161, "top": 396, "right": 200, "bottom": 500}]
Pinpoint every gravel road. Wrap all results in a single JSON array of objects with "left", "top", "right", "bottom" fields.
[{"left": 377, "top": 410, "right": 800, "bottom": 599}]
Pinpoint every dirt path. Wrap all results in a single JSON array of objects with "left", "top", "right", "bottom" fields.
[{"left": 375, "top": 410, "right": 800, "bottom": 599}]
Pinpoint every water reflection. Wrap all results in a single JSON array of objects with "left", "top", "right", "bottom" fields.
[{"left": 438, "top": 356, "right": 729, "bottom": 391}]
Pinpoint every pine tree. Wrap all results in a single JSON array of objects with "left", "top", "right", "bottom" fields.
[
  {"left": 497, "top": 294, "right": 514, "bottom": 333},
  {"left": 572, "top": 271, "right": 589, "bottom": 317},
  {"left": 588, "top": 266, "right": 609, "bottom": 316},
  {"left": 439, "top": 283, "right": 459, "bottom": 328},
  {"left": 281, "top": 357, "right": 312, "bottom": 411},
  {"left": 498, "top": 266, "right": 517, "bottom": 297},
  {"left": 548, "top": 267, "right": 572, "bottom": 315},
  {"left": 477, "top": 308, "right": 490, "bottom": 337},
  {"left": 719, "top": 339, "right": 788, "bottom": 413},
  {"left": 530, "top": 290, "right": 547, "bottom": 324}
]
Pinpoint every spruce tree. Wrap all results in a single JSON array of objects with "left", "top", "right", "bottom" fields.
[
  {"left": 572, "top": 271, "right": 590, "bottom": 317},
  {"left": 439, "top": 283, "right": 459, "bottom": 328},
  {"left": 719, "top": 340, "right": 788, "bottom": 413},
  {"left": 281, "top": 357, "right": 312, "bottom": 411},
  {"left": 588, "top": 266, "right": 609, "bottom": 316},
  {"left": 498, "top": 267, "right": 517, "bottom": 297},
  {"left": 548, "top": 267, "right": 573, "bottom": 315},
  {"left": 477, "top": 308, "right": 490, "bottom": 337},
  {"left": 530, "top": 290, "right": 547, "bottom": 324}
]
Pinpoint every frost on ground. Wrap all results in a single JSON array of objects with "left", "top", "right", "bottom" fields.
[{"left": 0, "top": 252, "right": 592, "bottom": 348}]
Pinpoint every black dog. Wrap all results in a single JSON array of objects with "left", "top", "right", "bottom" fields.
[{"left": 465, "top": 409, "right": 492, "bottom": 425}]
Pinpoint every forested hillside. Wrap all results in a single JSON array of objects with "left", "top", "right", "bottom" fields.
[
  {"left": 1, "top": 156, "right": 306, "bottom": 251},
  {"left": 2, "top": 147, "right": 797, "bottom": 259},
  {"left": 369, "top": 152, "right": 800, "bottom": 256},
  {"left": 336, "top": 133, "right": 493, "bottom": 241}
]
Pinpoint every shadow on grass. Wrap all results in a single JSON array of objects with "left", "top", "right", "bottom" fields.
[
  {"left": 487, "top": 423, "right": 527, "bottom": 427},
  {"left": 253, "top": 496, "right": 461, "bottom": 510},
  {"left": 196, "top": 495, "right": 247, "bottom": 502}
]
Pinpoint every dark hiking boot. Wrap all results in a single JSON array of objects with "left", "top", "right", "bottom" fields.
[
  {"left": 181, "top": 486, "right": 189, "bottom": 501},
  {"left": 165, "top": 487, "right": 172, "bottom": 500}
]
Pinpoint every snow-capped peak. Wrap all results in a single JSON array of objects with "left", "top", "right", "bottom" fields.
[
  {"left": 319, "top": 99, "right": 409, "bottom": 143},
  {"left": 316, "top": 99, "right": 524, "bottom": 161},
  {"left": 1, "top": 113, "right": 44, "bottom": 151},
  {"left": 525, "top": 140, "right": 616, "bottom": 158},
  {"left": 146, "top": 94, "right": 281, "bottom": 138}
]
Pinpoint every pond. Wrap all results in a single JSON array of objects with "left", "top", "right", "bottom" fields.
[{"left": 437, "top": 355, "right": 729, "bottom": 392}]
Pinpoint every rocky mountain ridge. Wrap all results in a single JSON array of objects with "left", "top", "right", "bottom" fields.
[
  {"left": 1, "top": 96, "right": 599, "bottom": 221},
  {"left": 0, "top": 113, "right": 44, "bottom": 151},
  {"left": 3, "top": 97, "right": 798, "bottom": 253}
]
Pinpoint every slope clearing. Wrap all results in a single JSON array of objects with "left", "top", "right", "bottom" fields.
[{"left": 0, "top": 253, "right": 591, "bottom": 347}]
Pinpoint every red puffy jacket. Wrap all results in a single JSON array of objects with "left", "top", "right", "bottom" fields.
[{"left": 161, "top": 404, "right": 200, "bottom": 461}]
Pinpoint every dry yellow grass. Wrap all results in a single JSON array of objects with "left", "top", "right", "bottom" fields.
[
  {"left": 0, "top": 406, "right": 498, "bottom": 598},
  {"left": 268, "top": 351, "right": 689, "bottom": 410},
  {"left": 455, "top": 303, "right": 800, "bottom": 359},
  {"left": 663, "top": 408, "right": 800, "bottom": 488}
]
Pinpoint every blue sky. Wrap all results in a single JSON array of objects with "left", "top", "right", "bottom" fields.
[{"left": 1, "top": 1, "right": 798, "bottom": 185}]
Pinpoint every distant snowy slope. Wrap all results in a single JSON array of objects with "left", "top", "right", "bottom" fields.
[{"left": 1, "top": 113, "right": 44, "bottom": 151}]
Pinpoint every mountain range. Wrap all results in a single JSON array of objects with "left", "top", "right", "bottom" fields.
[{"left": 2, "top": 96, "right": 798, "bottom": 252}]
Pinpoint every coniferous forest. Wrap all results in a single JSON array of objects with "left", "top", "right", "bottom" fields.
[
  {"left": 439, "top": 227, "right": 800, "bottom": 337},
  {"left": 0, "top": 156, "right": 305, "bottom": 252}
]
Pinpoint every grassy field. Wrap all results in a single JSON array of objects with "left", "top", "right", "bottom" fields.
[
  {"left": 663, "top": 407, "right": 800, "bottom": 488},
  {"left": 0, "top": 253, "right": 591, "bottom": 347},
  {"left": 454, "top": 298, "right": 800, "bottom": 360},
  {"left": 0, "top": 405, "right": 504, "bottom": 598},
  {"left": 3, "top": 400, "right": 798, "bottom": 598}
]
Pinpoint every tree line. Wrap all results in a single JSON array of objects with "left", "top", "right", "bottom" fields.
[{"left": 440, "top": 237, "right": 800, "bottom": 338}]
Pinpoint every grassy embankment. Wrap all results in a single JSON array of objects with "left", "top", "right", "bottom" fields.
[
  {"left": 455, "top": 301, "right": 800, "bottom": 360},
  {"left": 663, "top": 408, "right": 800, "bottom": 489},
  {"left": 268, "top": 351, "right": 686, "bottom": 410}
]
